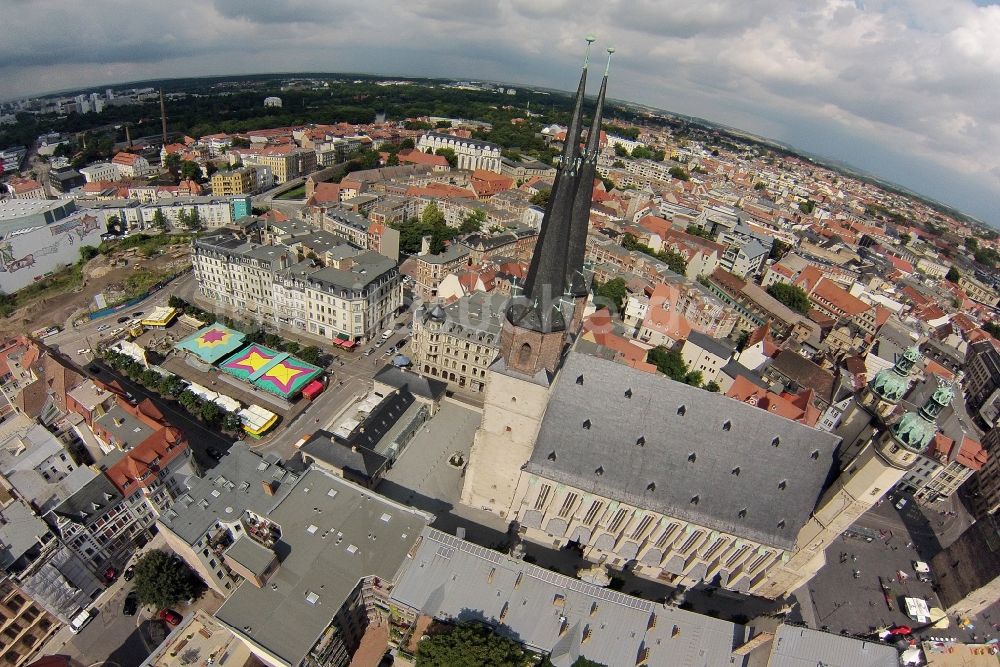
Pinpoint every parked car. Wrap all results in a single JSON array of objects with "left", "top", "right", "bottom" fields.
[
  {"left": 206, "top": 447, "right": 223, "bottom": 461},
  {"left": 159, "top": 609, "right": 182, "bottom": 626},
  {"left": 895, "top": 498, "right": 908, "bottom": 510},
  {"left": 69, "top": 609, "right": 94, "bottom": 634},
  {"left": 131, "top": 311, "right": 143, "bottom": 317},
  {"left": 117, "top": 316, "right": 130, "bottom": 323},
  {"left": 123, "top": 591, "right": 139, "bottom": 616},
  {"left": 103, "top": 567, "right": 117, "bottom": 582},
  {"left": 364, "top": 348, "right": 375, "bottom": 357},
  {"left": 123, "top": 565, "right": 135, "bottom": 582},
  {"left": 97, "top": 324, "right": 110, "bottom": 331}
]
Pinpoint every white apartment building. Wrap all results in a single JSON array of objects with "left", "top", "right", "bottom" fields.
[
  {"left": 417, "top": 132, "right": 502, "bottom": 172},
  {"left": 193, "top": 229, "right": 402, "bottom": 344},
  {"left": 899, "top": 433, "right": 986, "bottom": 503},
  {"left": 79, "top": 162, "right": 120, "bottom": 183}
]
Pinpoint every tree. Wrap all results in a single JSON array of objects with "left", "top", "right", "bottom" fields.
[
  {"left": 0, "top": 292, "right": 15, "bottom": 318},
  {"left": 298, "top": 346, "right": 322, "bottom": 365},
  {"left": 178, "top": 390, "right": 201, "bottom": 412},
  {"left": 613, "top": 143, "right": 629, "bottom": 157},
  {"left": 415, "top": 622, "right": 526, "bottom": 667},
  {"left": 593, "top": 277, "right": 627, "bottom": 314},
  {"left": 705, "top": 381, "right": 721, "bottom": 392},
  {"left": 401, "top": 138, "right": 415, "bottom": 149},
  {"left": 767, "top": 283, "right": 811, "bottom": 315},
  {"left": 769, "top": 238, "right": 791, "bottom": 261},
  {"left": 132, "top": 550, "right": 201, "bottom": 610},
  {"left": 182, "top": 208, "right": 202, "bottom": 231},
  {"left": 79, "top": 245, "right": 99, "bottom": 262},
  {"left": 898, "top": 233, "right": 911, "bottom": 246},
  {"left": 200, "top": 400, "right": 221, "bottom": 425},
  {"left": 434, "top": 147, "right": 458, "bottom": 168},
  {"left": 668, "top": 166, "right": 690, "bottom": 181},
  {"left": 529, "top": 189, "right": 550, "bottom": 208},
  {"left": 459, "top": 209, "right": 486, "bottom": 234},
  {"left": 798, "top": 199, "right": 816, "bottom": 215},
  {"left": 946, "top": 266, "right": 960, "bottom": 283},
  {"left": 164, "top": 153, "right": 181, "bottom": 179},
  {"left": 753, "top": 182, "right": 766, "bottom": 190},
  {"left": 647, "top": 346, "right": 689, "bottom": 383},
  {"left": 151, "top": 209, "right": 167, "bottom": 231},
  {"left": 421, "top": 202, "right": 446, "bottom": 227},
  {"left": 158, "top": 375, "right": 186, "bottom": 397},
  {"left": 685, "top": 224, "right": 712, "bottom": 240},
  {"left": 180, "top": 160, "right": 203, "bottom": 183},
  {"left": 223, "top": 411, "right": 244, "bottom": 433},
  {"left": 965, "top": 237, "right": 980, "bottom": 253},
  {"left": 984, "top": 321, "right": 1000, "bottom": 340},
  {"left": 140, "top": 369, "right": 163, "bottom": 388},
  {"left": 387, "top": 153, "right": 400, "bottom": 166}
]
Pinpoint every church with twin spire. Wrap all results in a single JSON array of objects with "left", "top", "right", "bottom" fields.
[{"left": 460, "top": 39, "right": 951, "bottom": 601}]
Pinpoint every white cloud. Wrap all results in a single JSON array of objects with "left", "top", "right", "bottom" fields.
[{"left": 1, "top": 0, "right": 999, "bottom": 220}]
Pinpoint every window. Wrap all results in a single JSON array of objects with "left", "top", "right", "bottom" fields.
[
  {"left": 517, "top": 342, "right": 532, "bottom": 366},
  {"left": 534, "top": 485, "right": 552, "bottom": 511},
  {"left": 582, "top": 501, "right": 603, "bottom": 525},
  {"left": 608, "top": 508, "right": 629, "bottom": 533},
  {"left": 557, "top": 493, "right": 578, "bottom": 518},
  {"left": 631, "top": 515, "right": 654, "bottom": 540}
]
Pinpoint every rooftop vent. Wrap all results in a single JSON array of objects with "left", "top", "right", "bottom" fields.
[
  {"left": 690, "top": 495, "right": 699, "bottom": 505},
  {"left": 646, "top": 482, "right": 656, "bottom": 492},
  {"left": 777, "top": 519, "right": 786, "bottom": 529},
  {"left": 677, "top": 405, "right": 686, "bottom": 416},
  {"left": 582, "top": 419, "right": 592, "bottom": 430},
  {"left": 771, "top": 436, "right": 781, "bottom": 447},
  {"left": 548, "top": 451, "right": 557, "bottom": 461},
  {"left": 305, "top": 591, "right": 319, "bottom": 605},
  {"left": 595, "top": 466, "right": 604, "bottom": 476},
  {"left": 576, "top": 374, "right": 585, "bottom": 385},
  {"left": 625, "top": 388, "right": 632, "bottom": 399},
  {"left": 738, "top": 508, "right": 747, "bottom": 519},
  {"left": 811, "top": 449, "right": 820, "bottom": 460},
  {"left": 778, "top": 480, "right": 787, "bottom": 490},
  {"left": 722, "top": 420, "right": 732, "bottom": 431},
  {"left": 636, "top": 436, "right": 645, "bottom": 447},
  {"left": 731, "top": 467, "right": 740, "bottom": 476},
  {"left": 687, "top": 452, "right": 697, "bottom": 463}
]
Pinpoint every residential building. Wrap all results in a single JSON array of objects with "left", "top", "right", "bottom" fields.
[
  {"left": 110, "top": 152, "right": 152, "bottom": 179},
  {"left": 410, "top": 292, "right": 504, "bottom": 393},
  {"left": 797, "top": 276, "right": 878, "bottom": 336},
  {"left": 244, "top": 145, "right": 316, "bottom": 184},
  {"left": 193, "top": 229, "right": 402, "bottom": 344},
  {"left": 933, "top": 513, "right": 1000, "bottom": 617},
  {"left": 965, "top": 339, "right": 1000, "bottom": 420},
  {"left": 720, "top": 237, "right": 768, "bottom": 279},
  {"left": 416, "top": 132, "right": 502, "bottom": 172},
  {"left": 212, "top": 467, "right": 433, "bottom": 667},
  {"left": 898, "top": 432, "right": 986, "bottom": 503},
  {"left": 210, "top": 167, "right": 259, "bottom": 197},
  {"left": 959, "top": 274, "right": 1000, "bottom": 307},
  {"left": 0, "top": 579, "right": 58, "bottom": 667},
  {"left": 78, "top": 162, "right": 119, "bottom": 183},
  {"left": 158, "top": 443, "right": 299, "bottom": 596},
  {"left": 5, "top": 178, "right": 44, "bottom": 200},
  {"left": 680, "top": 330, "right": 735, "bottom": 381},
  {"left": 409, "top": 243, "right": 471, "bottom": 301},
  {"left": 973, "top": 427, "right": 1000, "bottom": 517},
  {"left": 706, "top": 269, "right": 819, "bottom": 343}
]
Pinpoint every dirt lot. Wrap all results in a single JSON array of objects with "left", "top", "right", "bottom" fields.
[{"left": 0, "top": 248, "right": 190, "bottom": 338}]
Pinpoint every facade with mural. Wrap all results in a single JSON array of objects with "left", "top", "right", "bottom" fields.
[{"left": 0, "top": 211, "right": 106, "bottom": 291}]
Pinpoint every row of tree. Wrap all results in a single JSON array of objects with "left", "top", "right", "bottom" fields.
[
  {"left": 102, "top": 349, "right": 244, "bottom": 431},
  {"left": 620, "top": 233, "right": 690, "bottom": 277}
]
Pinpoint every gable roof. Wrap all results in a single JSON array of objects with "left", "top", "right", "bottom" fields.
[{"left": 526, "top": 352, "right": 841, "bottom": 550}]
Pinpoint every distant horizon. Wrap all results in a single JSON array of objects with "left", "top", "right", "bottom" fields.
[{"left": 7, "top": 69, "right": 988, "bottom": 228}]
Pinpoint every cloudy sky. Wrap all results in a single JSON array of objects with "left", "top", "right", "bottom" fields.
[{"left": 3, "top": 0, "right": 999, "bottom": 223}]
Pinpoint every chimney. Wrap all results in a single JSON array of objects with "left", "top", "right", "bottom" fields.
[{"left": 261, "top": 481, "right": 274, "bottom": 496}]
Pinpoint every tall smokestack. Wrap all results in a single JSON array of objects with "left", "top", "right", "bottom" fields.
[
  {"left": 159, "top": 89, "right": 168, "bottom": 146},
  {"left": 125, "top": 123, "right": 132, "bottom": 148}
]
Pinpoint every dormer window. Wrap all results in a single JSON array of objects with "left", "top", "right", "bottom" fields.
[
  {"left": 771, "top": 436, "right": 780, "bottom": 447},
  {"left": 778, "top": 479, "right": 787, "bottom": 490},
  {"left": 624, "top": 388, "right": 632, "bottom": 399},
  {"left": 687, "top": 452, "right": 697, "bottom": 463},
  {"left": 777, "top": 519, "right": 786, "bottom": 529},
  {"left": 636, "top": 436, "right": 645, "bottom": 447},
  {"left": 731, "top": 467, "right": 740, "bottom": 476},
  {"left": 722, "top": 420, "right": 732, "bottom": 431},
  {"left": 647, "top": 482, "right": 656, "bottom": 492},
  {"left": 811, "top": 449, "right": 820, "bottom": 460},
  {"left": 595, "top": 466, "right": 604, "bottom": 476},
  {"left": 690, "top": 495, "right": 699, "bottom": 505},
  {"left": 582, "top": 419, "right": 592, "bottom": 430},
  {"left": 738, "top": 508, "right": 748, "bottom": 519},
  {"left": 576, "top": 374, "right": 585, "bottom": 385},
  {"left": 677, "top": 405, "right": 686, "bottom": 416},
  {"left": 548, "top": 451, "right": 557, "bottom": 461}
]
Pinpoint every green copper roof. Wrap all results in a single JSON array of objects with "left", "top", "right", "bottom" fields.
[
  {"left": 891, "top": 411, "right": 935, "bottom": 452},
  {"left": 870, "top": 368, "right": 907, "bottom": 403}
]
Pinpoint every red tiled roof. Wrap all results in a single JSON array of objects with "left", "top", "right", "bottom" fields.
[
  {"left": 105, "top": 426, "right": 187, "bottom": 495},
  {"left": 957, "top": 436, "right": 988, "bottom": 471},
  {"left": 112, "top": 152, "right": 141, "bottom": 165}
]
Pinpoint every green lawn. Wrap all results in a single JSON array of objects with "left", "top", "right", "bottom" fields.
[{"left": 276, "top": 184, "right": 306, "bottom": 200}]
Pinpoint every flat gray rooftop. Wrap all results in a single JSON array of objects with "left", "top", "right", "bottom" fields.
[{"left": 214, "top": 467, "right": 432, "bottom": 666}]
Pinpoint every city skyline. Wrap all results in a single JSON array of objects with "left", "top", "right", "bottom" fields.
[{"left": 4, "top": 0, "right": 1000, "bottom": 225}]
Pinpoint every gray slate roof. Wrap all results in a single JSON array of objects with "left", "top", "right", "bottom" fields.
[
  {"left": 373, "top": 365, "right": 447, "bottom": 401},
  {"left": 685, "top": 329, "right": 735, "bottom": 361},
  {"left": 223, "top": 536, "right": 275, "bottom": 578},
  {"left": 390, "top": 528, "right": 747, "bottom": 667},
  {"left": 526, "top": 352, "right": 842, "bottom": 550}
]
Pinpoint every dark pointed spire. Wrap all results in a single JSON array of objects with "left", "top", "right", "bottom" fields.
[
  {"left": 510, "top": 36, "right": 595, "bottom": 333},
  {"left": 565, "top": 47, "right": 613, "bottom": 298}
]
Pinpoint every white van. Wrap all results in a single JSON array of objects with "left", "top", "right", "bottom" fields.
[
  {"left": 69, "top": 608, "right": 93, "bottom": 634},
  {"left": 381, "top": 329, "right": 394, "bottom": 340}
]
